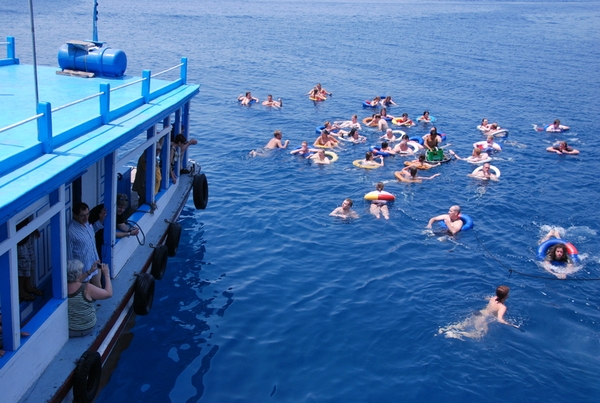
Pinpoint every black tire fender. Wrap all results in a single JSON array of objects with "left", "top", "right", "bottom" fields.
[
  {"left": 73, "top": 350, "right": 102, "bottom": 403},
  {"left": 151, "top": 244, "right": 168, "bottom": 280},
  {"left": 133, "top": 272, "right": 155, "bottom": 316},
  {"left": 166, "top": 223, "right": 182, "bottom": 257},
  {"left": 193, "top": 173, "right": 209, "bottom": 210}
]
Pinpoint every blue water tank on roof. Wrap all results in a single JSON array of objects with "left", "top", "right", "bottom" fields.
[{"left": 57, "top": 40, "right": 127, "bottom": 77}]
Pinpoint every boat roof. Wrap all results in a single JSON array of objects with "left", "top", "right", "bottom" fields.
[{"left": 0, "top": 61, "right": 199, "bottom": 224}]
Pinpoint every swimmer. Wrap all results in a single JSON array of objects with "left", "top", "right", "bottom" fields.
[
  {"left": 379, "top": 128, "right": 400, "bottom": 143},
  {"left": 369, "top": 96, "right": 382, "bottom": 107},
  {"left": 334, "top": 114, "right": 362, "bottom": 130},
  {"left": 308, "top": 83, "right": 332, "bottom": 98},
  {"left": 309, "top": 149, "right": 331, "bottom": 165},
  {"left": 417, "top": 110, "right": 432, "bottom": 123},
  {"left": 393, "top": 113, "right": 415, "bottom": 127},
  {"left": 330, "top": 198, "right": 359, "bottom": 219},
  {"left": 398, "top": 166, "right": 440, "bottom": 181},
  {"left": 438, "top": 286, "right": 518, "bottom": 340},
  {"left": 546, "top": 141, "right": 579, "bottom": 155},
  {"left": 406, "top": 154, "right": 440, "bottom": 169},
  {"left": 322, "top": 121, "right": 341, "bottom": 135},
  {"left": 314, "top": 129, "right": 339, "bottom": 148},
  {"left": 478, "top": 118, "right": 491, "bottom": 131},
  {"left": 381, "top": 96, "right": 397, "bottom": 107},
  {"left": 546, "top": 119, "right": 570, "bottom": 132},
  {"left": 539, "top": 229, "right": 576, "bottom": 279},
  {"left": 379, "top": 141, "right": 396, "bottom": 156},
  {"left": 369, "top": 182, "right": 390, "bottom": 220},
  {"left": 290, "top": 141, "right": 318, "bottom": 157},
  {"left": 426, "top": 205, "right": 463, "bottom": 235},
  {"left": 449, "top": 148, "right": 490, "bottom": 163},
  {"left": 483, "top": 122, "right": 503, "bottom": 135},
  {"left": 308, "top": 88, "right": 327, "bottom": 101},
  {"left": 423, "top": 127, "right": 442, "bottom": 151},
  {"left": 393, "top": 137, "right": 415, "bottom": 155},
  {"left": 339, "top": 128, "right": 366, "bottom": 144},
  {"left": 249, "top": 130, "right": 289, "bottom": 156},
  {"left": 468, "top": 162, "right": 499, "bottom": 181},
  {"left": 380, "top": 107, "right": 395, "bottom": 120},
  {"left": 361, "top": 151, "right": 384, "bottom": 167},
  {"left": 473, "top": 135, "right": 502, "bottom": 152},
  {"left": 262, "top": 94, "right": 282, "bottom": 108},
  {"left": 238, "top": 91, "right": 259, "bottom": 106}
]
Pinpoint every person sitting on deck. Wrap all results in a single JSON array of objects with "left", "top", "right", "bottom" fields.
[
  {"left": 170, "top": 134, "right": 198, "bottom": 183},
  {"left": 115, "top": 194, "right": 140, "bottom": 239},
  {"left": 67, "top": 259, "right": 113, "bottom": 337},
  {"left": 133, "top": 141, "right": 163, "bottom": 206}
]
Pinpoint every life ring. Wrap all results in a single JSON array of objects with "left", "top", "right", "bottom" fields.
[
  {"left": 133, "top": 272, "right": 155, "bottom": 316},
  {"left": 323, "top": 151, "right": 338, "bottom": 162},
  {"left": 381, "top": 116, "right": 393, "bottom": 121},
  {"left": 471, "top": 165, "right": 501, "bottom": 178},
  {"left": 316, "top": 125, "right": 325, "bottom": 134},
  {"left": 151, "top": 244, "right": 168, "bottom": 279},
  {"left": 489, "top": 129, "right": 509, "bottom": 137},
  {"left": 364, "top": 190, "right": 395, "bottom": 201},
  {"left": 73, "top": 350, "right": 102, "bottom": 403},
  {"left": 403, "top": 161, "right": 433, "bottom": 170},
  {"left": 314, "top": 143, "right": 335, "bottom": 149},
  {"left": 537, "top": 238, "right": 580, "bottom": 263},
  {"left": 353, "top": 159, "right": 380, "bottom": 169},
  {"left": 410, "top": 136, "right": 424, "bottom": 145},
  {"left": 362, "top": 117, "right": 374, "bottom": 125},
  {"left": 166, "top": 223, "right": 182, "bottom": 257},
  {"left": 394, "top": 171, "right": 421, "bottom": 183},
  {"left": 546, "top": 125, "right": 569, "bottom": 132},
  {"left": 419, "top": 116, "right": 437, "bottom": 123},
  {"left": 363, "top": 100, "right": 377, "bottom": 108},
  {"left": 238, "top": 98, "right": 257, "bottom": 105},
  {"left": 477, "top": 125, "right": 489, "bottom": 131},
  {"left": 309, "top": 97, "right": 324, "bottom": 101},
  {"left": 439, "top": 133, "right": 447, "bottom": 142},
  {"left": 475, "top": 142, "right": 501, "bottom": 154},
  {"left": 392, "top": 117, "right": 415, "bottom": 127},
  {"left": 439, "top": 214, "right": 474, "bottom": 231},
  {"left": 193, "top": 174, "right": 209, "bottom": 210},
  {"left": 370, "top": 146, "right": 392, "bottom": 157},
  {"left": 392, "top": 130, "right": 406, "bottom": 137}
]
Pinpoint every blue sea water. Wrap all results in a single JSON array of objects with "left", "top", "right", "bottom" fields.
[{"left": 3, "top": 0, "right": 600, "bottom": 402}]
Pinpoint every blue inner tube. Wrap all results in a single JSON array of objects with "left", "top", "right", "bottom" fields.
[
  {"left": 537, "top": 238, "right": 580, "bottom": 263},
  {"left": 369, "top": 146, "right": 392, "bottom": 157},
  {"left": 293, "top": 146, "right": 314, "bottom": 157},
  {"left": 363, "top": 100, "right": 378, "bottom": 108},
  {"left": 439, "top": 214, "right": 473, "bottom": 231},
  {"left": 238, "top": 98, "right": 257, "bottom": 104},
  {"left": 545, "top": 125, "right": 569, "bottom": 132},
  {"left": 439, "top": 133, "right": 447, "bottom": 142},
  {"left": 410, "top": 136, "right": 424, "bottom": 145},
  {"left": 382, "top": 116, "right": 392, "bottom": 121},
  {"left": 316, "top": 125, "right": 338, "bottom": 134}
]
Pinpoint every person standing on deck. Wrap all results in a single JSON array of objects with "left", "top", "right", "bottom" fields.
[{"left": 67, "top": 202, "right": 104, "bottom": 287}]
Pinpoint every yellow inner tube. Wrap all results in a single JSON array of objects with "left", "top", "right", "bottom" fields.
[
  {"left": 353, "top": 159, "right": 380, "bottom": 169},
  {"left": 324, "top": 151, "right": 338, "bottom": 162}
]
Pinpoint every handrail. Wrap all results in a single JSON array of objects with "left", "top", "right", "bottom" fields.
[
  {"left": 0, "top": 113, "right": 44, "bottom": 134},
  {"left": 0, "top": 42, "right": 9, "bottom": 45},
  {"left": 151, "top": 63, "right": 183, "bottom": 78},
  {"left": 110, "top": 77, "right": 146, "bottom": 92},
  {"left": 51, "top": 91, "right": 105, "bottom": 113},
  {"left": 0, "top": 57, "right": 188, "bottom": 150}
]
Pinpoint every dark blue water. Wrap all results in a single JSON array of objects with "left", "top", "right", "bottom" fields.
[{"left": 3, "top": 1, "right": 600, "bottom": 402}]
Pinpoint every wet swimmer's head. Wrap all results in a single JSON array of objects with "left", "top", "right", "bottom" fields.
[
  {"left": 409, "top": 167, "right": 418, "bottom": 178},
  {"left": 376, "top": 182, "right": 385, "bottom": 191},
  {"left": 448, "top": 205, "right": 461, "bottom": 220},
  {"left": 365, "top": 151, "right": 374, "bottom": 161},
  {"left": 548, "top": 243, "right": 569, "bottom": 263},
  {"left": 381, "top": 141, "right": 389, "bottom": 149},
  {"left": 349, "top": 128, "right": 357, "bottom": 137},
  {"left": 401, "top": 134, "right": 409, "bottom": 141},
  {"left": 418, "top": 154, "right": 426, "bottom": 162},
  {"left": 495, "top": 285, "right": 510, "bottom": 303},
  {"left": 274, "top": 130, "right": 282, "bottom": 138},
  {"left": 430, "top": 127, "right": 438, "bottom": 135},
  {"left": 423, "top": 110, "right": 430, "bottom": 117},
  {"left": 481, "top": 118, "right": 488, "bottom": 125},
  {"left": 402, "top": 113, "right": 409, "bottom": 118}
]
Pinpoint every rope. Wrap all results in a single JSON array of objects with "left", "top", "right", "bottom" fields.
[{"left": 473, "top": 229, "right": 600, "bottom": 281}]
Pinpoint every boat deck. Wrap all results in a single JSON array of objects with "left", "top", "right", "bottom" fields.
[{"left": 0, "top": 62, "right": 199, "bottom": 223}]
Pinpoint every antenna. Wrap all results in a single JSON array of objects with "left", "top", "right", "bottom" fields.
[
  {"left": 92, "top": 0, "right": 99, "bottom": 42},
  {"left": 27, "top": 0, "right": 39, "bottom": 107}
]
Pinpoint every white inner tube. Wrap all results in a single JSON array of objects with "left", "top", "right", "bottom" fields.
[
  {"left": 472, "top": 164, "right": 501, "bottom": 178},
  {"left": 396, "top": 142, "right": 419, "bottom": 154},
  {"left": 392, "top": 129, "right": 406, "bottom": 136}
]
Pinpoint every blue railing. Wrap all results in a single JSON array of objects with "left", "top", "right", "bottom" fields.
[
  {"left": 0, "top": 36, "right": 19, "bottom": 66},
  {"left": 0, "top": 36, "right": 189, "bottom": 174}
]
